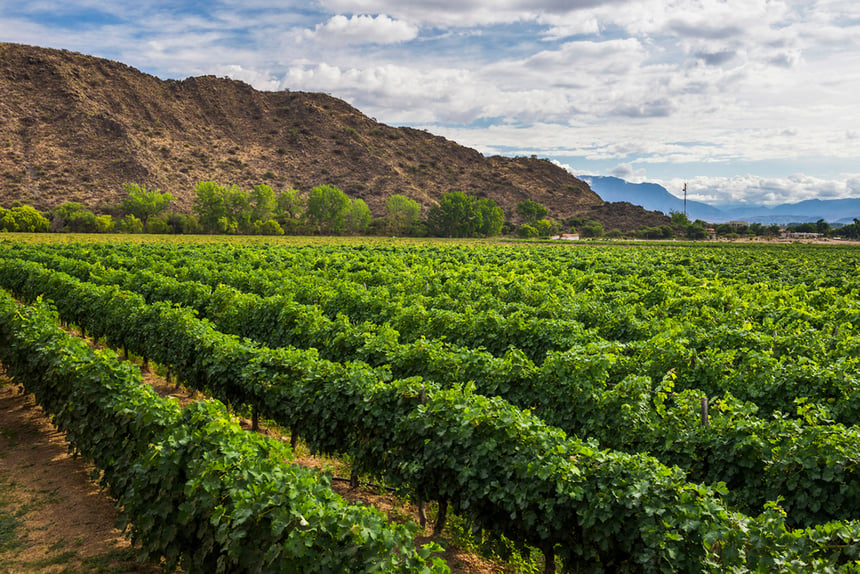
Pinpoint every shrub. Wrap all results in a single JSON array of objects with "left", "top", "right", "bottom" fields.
[
  {"left": 117, "top": 214, "right": 144, "bottom": 234},
  {"left": 517, "top": 224, "right": 539, "bottom": 238}
]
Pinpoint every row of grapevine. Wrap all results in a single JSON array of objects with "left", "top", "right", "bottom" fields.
[
  {"left": 0, "top": 242, "right": 595, "bottom": 362},
  {"left": 32, "top": 240, "right": 860, "bottom": 320},
  {"left": 5, "top": 253, "right": 860, "bottom": 528},
  {"left": 7, "top": 245, "right": 860, "bottom": 428},
  {"left": 0, "top": 289, "right": 444, "bottom": 573},
  {"left": 1, "top": 257, "right": 860, "bottom": 571},
  {"left": 9, "top": 242, "right": 860, "bottom": 375}
]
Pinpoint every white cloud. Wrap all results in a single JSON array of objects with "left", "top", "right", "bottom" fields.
[
  {"left": 282, "top": 62, "right": 509, "bottom": 123},
  {"left": 517, "top": 38, "right": 646, "bottom": 74},
  {"left": 303, "top": 14, "right": 418, "bottom": 45},
  {"left": 655, "top": 173, "right": 860, "bottom": 206},
  {"left": 317, "top": 0, "right": 628, "bottom": 27},
  {"left": 214, "top": 65, "right": 282, "bottom": 91},
  {"left": 281, "top": 36, "right": 654, "bottom": 127},
  {"left": 538, "top": 17, "right": 601, "bottom": 40},
  {"left": 610, "top": 163, "right": 648, "bottom": 181}
]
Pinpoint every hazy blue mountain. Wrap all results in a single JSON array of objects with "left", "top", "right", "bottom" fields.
[
  {"left": 583, "top": 176, "right": 860, "bottom": 224},
  {"left": 719, "top": 199, "right": 860, "bottom": 225},
  {"left": 582, "top": 176, "right": 726, "bottom": 222},
  {"left": 767, "top": 199, "right": 860, "bottom": 223}
]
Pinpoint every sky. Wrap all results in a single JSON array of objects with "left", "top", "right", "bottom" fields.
[{"left": 2, "top": 0, "right": 859, "bottom": 207}]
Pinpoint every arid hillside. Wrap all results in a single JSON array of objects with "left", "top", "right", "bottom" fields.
[{"left": 0, "top": 43, "right": 669, "bottom": 230}]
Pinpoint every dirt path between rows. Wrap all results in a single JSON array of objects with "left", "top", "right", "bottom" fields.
[
  {"left": 0, "top": 366, "right": 507, "bottom": 573},
  {"left": 0, "top": 373, "right": 161, "bottom": 573}
]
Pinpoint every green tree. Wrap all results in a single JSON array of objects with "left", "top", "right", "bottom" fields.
[
  {"left": 275, "top": 188, "right": 304, "bottom": 234},
  {"left": 636, "top": 226, "right": 659, "bottom": 239},
  {"left": 0, "top": 205, "right": 49, "bottom": 232},
  {"left": 516, "top": 199, "right": 548, "bottom": 224},
  {"left": 715, "top": 223, "right": 733, "bottom": 236},
  {"left": 194, "top": 182, "right": 280, "bottom": 234},
  {"left": 250, "top": 184, "right": 276, "bottom": 224},
  {"left": 121, "top": 183, "right": 173, "bottom": 224},
  {"left": 253, "top": 219, "right": 284, "bottom": 236},
  {"left": 305, "top": 185, "right": 351, "bottom": 234},
  {"left": 686, "top": 222, "right": 708, "bottom": 240},
  {"left": 839, "top": 219, "right": 860, "bottom": 239},
  {"left": 792, "top": 222, "right": 817, "bottom": 233},
  {"left": 95, "top": 214, "right": 114, "bottom": 233},
  {"left": 117, "top": 214, "right": 144, "bottom": 234},
  {"left": 517, "top": 224, "right": 539, "bottom": 238},
  {"left": 670, "top": 211, "right": 690, "bottom": 226},
  {"left": 164, "top": 212, "right": 200, "bottom": 234},
  {"left": 533, "top": 218, "right": 560, "bottom": 238},
  {"left": 218, "top": 216, "right": 237, "bottom": 235},
  {"left": 580, "top": 220, "right": 604, "bottom": 238},
  {"left": 0, "top": 209, "right": 15, "bottom": 232},
  {"left": 345, "top": 198, "right": 372, "bottom": 235},
  {"left": 427, "top": 191, "right": 476, "bottom": 237},
  {"left": 428, "top": 192, "right": 506, "bottom": 237},
  {"left": 565, "top": 216, "right": 584, "bottom": 232},
  {"left": 474, "top": 198, "right": 504, "bottom": 237},
  {"left": 52, "top": 202, "right": 98, "bottom": 233},
  {"left": 17, "top": 205, "right": 49, "bottom": 232},
  {"left": 275, "top": 188, "right": 304, "bottom": 220},
  {"left": 193, "top": 182, "right": 228, "bottom": 233},
  {"left": 384, "top": 194, "right": 421, "bottom": 235},
  {"left": 146, "top": 216, "right": 170, "bottom": 234},
  {"left": 224, "top": 184, "right": 251, "bottom": 233}
]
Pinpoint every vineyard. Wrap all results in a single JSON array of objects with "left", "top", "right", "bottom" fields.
[{"left": 1, "top": 235, "right": 860, "bottom": 572}]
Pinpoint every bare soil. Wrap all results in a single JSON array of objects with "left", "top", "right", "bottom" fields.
[
  {"left": 0, "top": 365, "right": 508, "bottom": 573},
  {"left": 0, "top": 374, "right": 160, "bottom": 573}
]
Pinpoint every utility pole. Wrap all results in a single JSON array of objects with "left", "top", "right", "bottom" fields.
[{"left": 683, "top": 182, "right": 687, "bottom": 219}]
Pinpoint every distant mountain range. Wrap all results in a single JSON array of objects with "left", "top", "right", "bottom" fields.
[{"left": 583, "top": 176, "right": 860, "bottom": 225}]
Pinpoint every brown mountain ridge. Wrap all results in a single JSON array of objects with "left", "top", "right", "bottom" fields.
[{"left": 0, "top": 42, "right": 669, "bottom": 231}]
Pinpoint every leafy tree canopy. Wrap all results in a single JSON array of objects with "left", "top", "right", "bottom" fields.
[
  {"left": 533, "top": 218, "right": 561, "bottom": 238},
  {"left": 474, "top": 198, "right": 504, "bottom": 237},
  {"left": 249, "top": 184, "right": 276, "bottom": 223},
  {"left": 517, "top": 224, "right": 539, "bottom": 238},
  {"left": 193, "top": 181, "right": 228, "bottom": 233},
  {"left": 516, "top": 199, "right": 548, "bottom": 224},
  {"left": 579, "top": 220, "right": 604, "bottom": 238},
  {"left": 345, "top": 198, "right": 372, "bottom": 235},
  {"left": 117, "top": 214, "right": 143, "bottom": 234},
  {"left": 0, "top": 205, "right": 50, "bottom": 232},
  {"left": 428, "top": 191, "right": 503, "bottom": 238},
  {"left": 121, "top": 183, "right": 173, "bottom": 223},
  {"left": 385, "top": 194, "right": 421, "bottom": 235},
  {"left": 305, "top": 185, "right": 351, "bottom": 235},
  {"left": 670, "top": 211, "right": 690, "bottom": 226},
  {"left": 51, "top": 202, "right": 99, "bottom": 233}
]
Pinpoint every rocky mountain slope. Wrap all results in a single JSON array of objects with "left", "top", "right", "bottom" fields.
[{"left": 0, "top": 43, "right": 668, "bottom": 230}]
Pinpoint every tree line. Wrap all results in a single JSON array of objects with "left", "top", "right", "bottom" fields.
[
  {"left": 0, "top": 182, "right": 571, "bottom": 238},
  {"left": 8, "top": 180, "right": 853, "bottom": 240}
]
